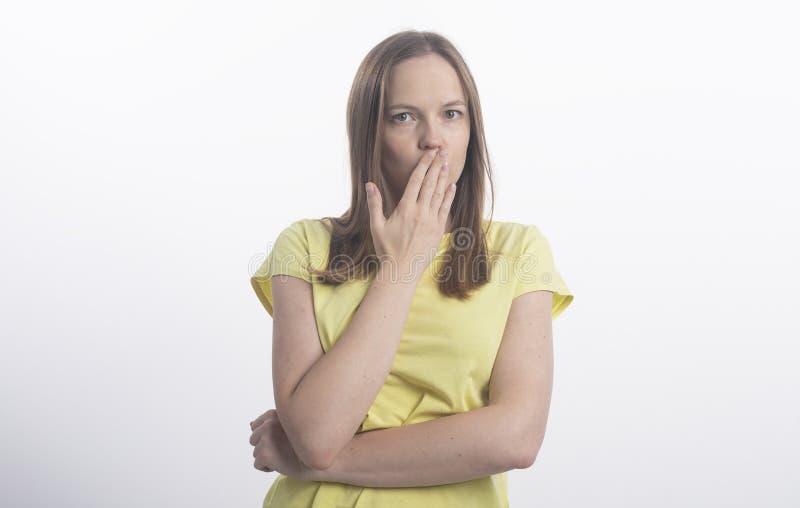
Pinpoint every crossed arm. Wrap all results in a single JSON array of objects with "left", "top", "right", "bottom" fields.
[
  {"left": 306, "top": 403, "right": 525, "bottom": 488},
  {"left": 305, "top": 290, "right": 555, "bottom": 488}
]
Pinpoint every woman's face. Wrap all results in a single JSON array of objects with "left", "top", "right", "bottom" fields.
[{"left": 380, "top": 53, "right": 470, "bottom": 206}]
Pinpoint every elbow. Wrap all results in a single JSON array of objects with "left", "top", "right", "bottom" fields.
[
  {"left": 276, "top": 401, "right": 352, "bottom": 471},
  {"left": 293, "top": 429, "right": 336, "bottom": 471},
  {"left": 300, "top": 448, "right": 335, "bottom": 471},
  {"left": 298, "top": 430, "right": 343, "bottom": 471},
  {"left": 514, "top": 448, "right": 538, "bottom": 469},
  {"left": 285, "top": 424, "right": 336, "bottom": 471},
  {"left": 506, "top": 415, "right": 542, "bottom": 469},
  {"left": 509, "top": 431, "right": 540, "bottom": 469},
  {"left": 282, "top": 417, "right": 337, "bottom": 471}
]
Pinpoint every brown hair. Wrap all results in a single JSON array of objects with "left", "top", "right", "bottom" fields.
[{"left": 311, "top": 30, "right": 496, "bottom": 300}]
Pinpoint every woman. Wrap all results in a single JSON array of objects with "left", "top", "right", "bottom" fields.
[{"left": 248, "top": 30, "right": 574, "bottom": 507}]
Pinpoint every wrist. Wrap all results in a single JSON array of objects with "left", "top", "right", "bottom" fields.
[{"left": 374, "top": 262, "right": 422, "bottom": 287}]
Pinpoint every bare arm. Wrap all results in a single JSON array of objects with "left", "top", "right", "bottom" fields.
[
  {"left": 303, "top": 290, "right": 556, "bottom": 487},
  {"left": 276, "top": 148, "right": 455, "bottom": 470},
  {"left": 275, "top": 266, "right": 419, "bottom": 470},
  {"left": 306, "top": 403, "right": 525, "bottom": 488}
]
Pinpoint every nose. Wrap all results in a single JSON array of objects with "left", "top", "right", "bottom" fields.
[
  {"left": 423, "top": 144, "right": 447, "bottom": 160},
  {"left": 420, "top": 129, "right": 444, "bottom": 154},
  {"left": 421, "top": 141, "right": 445, "bottom": 154}
]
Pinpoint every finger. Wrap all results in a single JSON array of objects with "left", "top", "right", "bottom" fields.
[
  {"left": 400, "top": 148, "right": 439, "bottom": 206},
  {"left": 250, "top": 417, "right": 273, "bottom": 446},
  {"left": 250, "top": 409, "right": 276, "bottom": 431},
  {"left": 250, "top": 411, "right": 269, "bottom": 431},
  {"left": 430, "top": 156, "right": 450, "bottom": 217},
  {"left": 417, "top": 149, "right": 446, "bottom": 209},
  {"left": 254, "top": 458, "right": 273, "bottom": 473},
  {"left": 365, "top": 181, "right": 386, "bottom": 231},
  {"left": 253, "top": 439, "right": 274, "bottom": 472},
  {"left": 437, "top": 182, "right": 457, "bottom": 224}
]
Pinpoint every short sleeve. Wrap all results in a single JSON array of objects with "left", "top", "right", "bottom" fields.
[
  {"left": 250, "top": 221, "right": 314, "bottom": 318},
  {"left": 512, "top": 224, "right": 574, "bottom": 320}
]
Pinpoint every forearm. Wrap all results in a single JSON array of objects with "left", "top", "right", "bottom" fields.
[
  {"left": 309, "top": 403, "right": 522, "bottom": 488},
  {"left": 283, "top": 265, "right": 420, "bottom": 468}
]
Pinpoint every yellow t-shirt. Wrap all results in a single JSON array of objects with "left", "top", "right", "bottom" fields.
[{"left": 250, "top": 217, "right": 574, "bottom": 508}]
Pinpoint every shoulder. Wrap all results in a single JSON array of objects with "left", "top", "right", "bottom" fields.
[
  {"left": 252, "top": 218, "right": 329, "bottom": 283},
  {"left": 267, "top": 218, "right": 333, "bottom": 275},
  {"left": 277, "top": 217, "right": 324, "bottom": 237},
  {"left": 274, "top": 217, "right": 331, "bottom": 247},
  {"left": 483, "top": 219, "right": 540, "bottom": 256}
]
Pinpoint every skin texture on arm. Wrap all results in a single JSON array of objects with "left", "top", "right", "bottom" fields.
[
  {"left": 301, "top": 290, "right": 555, "bottom": 487},
  {"left": 307, "top": 403, "right": 520, "bottom": 488},
  {"left": 489, "top": 289, "right": 555, "bottom": 467},
  {"left": 273, "top": 269, "right": 420, "bottom": 471}
]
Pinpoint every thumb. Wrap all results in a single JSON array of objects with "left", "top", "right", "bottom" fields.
[{"left": 365, "top": 182, "right": 386, "bottom": 230}]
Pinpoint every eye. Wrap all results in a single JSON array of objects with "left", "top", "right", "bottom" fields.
[
  {"left": 390, "top": 110, "right": 465, "bottom": 124},
  {"left": 392, "top": 112, "right": 412, "bottom": 123}
]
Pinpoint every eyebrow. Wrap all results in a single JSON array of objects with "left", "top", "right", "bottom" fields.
[{"left": 388, "top": 99, "right": 467, "bottom": 111}]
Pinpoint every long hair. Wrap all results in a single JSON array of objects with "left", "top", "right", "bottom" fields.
[{"left": 311, "top": 30, "right": 496, "bottom": 300}]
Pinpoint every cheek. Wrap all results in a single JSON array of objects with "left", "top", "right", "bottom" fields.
[
  {"left": 381, "top": 145, "right": 402, "bottom": 167},
  {"left": 381, "top": 134, "right": 403, "bottom": 160},
  {"left": 380, "top": 143, "right": 410, "bottom": 189},
  {"left": 381, "top": 139, "right": 416, "bottom": 173}
]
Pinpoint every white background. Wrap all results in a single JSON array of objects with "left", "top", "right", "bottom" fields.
[{"left": 2, "top": 1, "right": 799, "bottom": 506}]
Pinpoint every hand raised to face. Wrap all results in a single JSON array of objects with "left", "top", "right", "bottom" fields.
[{"left": 365, "top": 148, "right": 457, "bottom": 281}]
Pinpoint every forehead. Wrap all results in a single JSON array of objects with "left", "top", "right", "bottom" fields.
[{"left": 385, "top": 54, "right": 464, "bottom": 105}]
